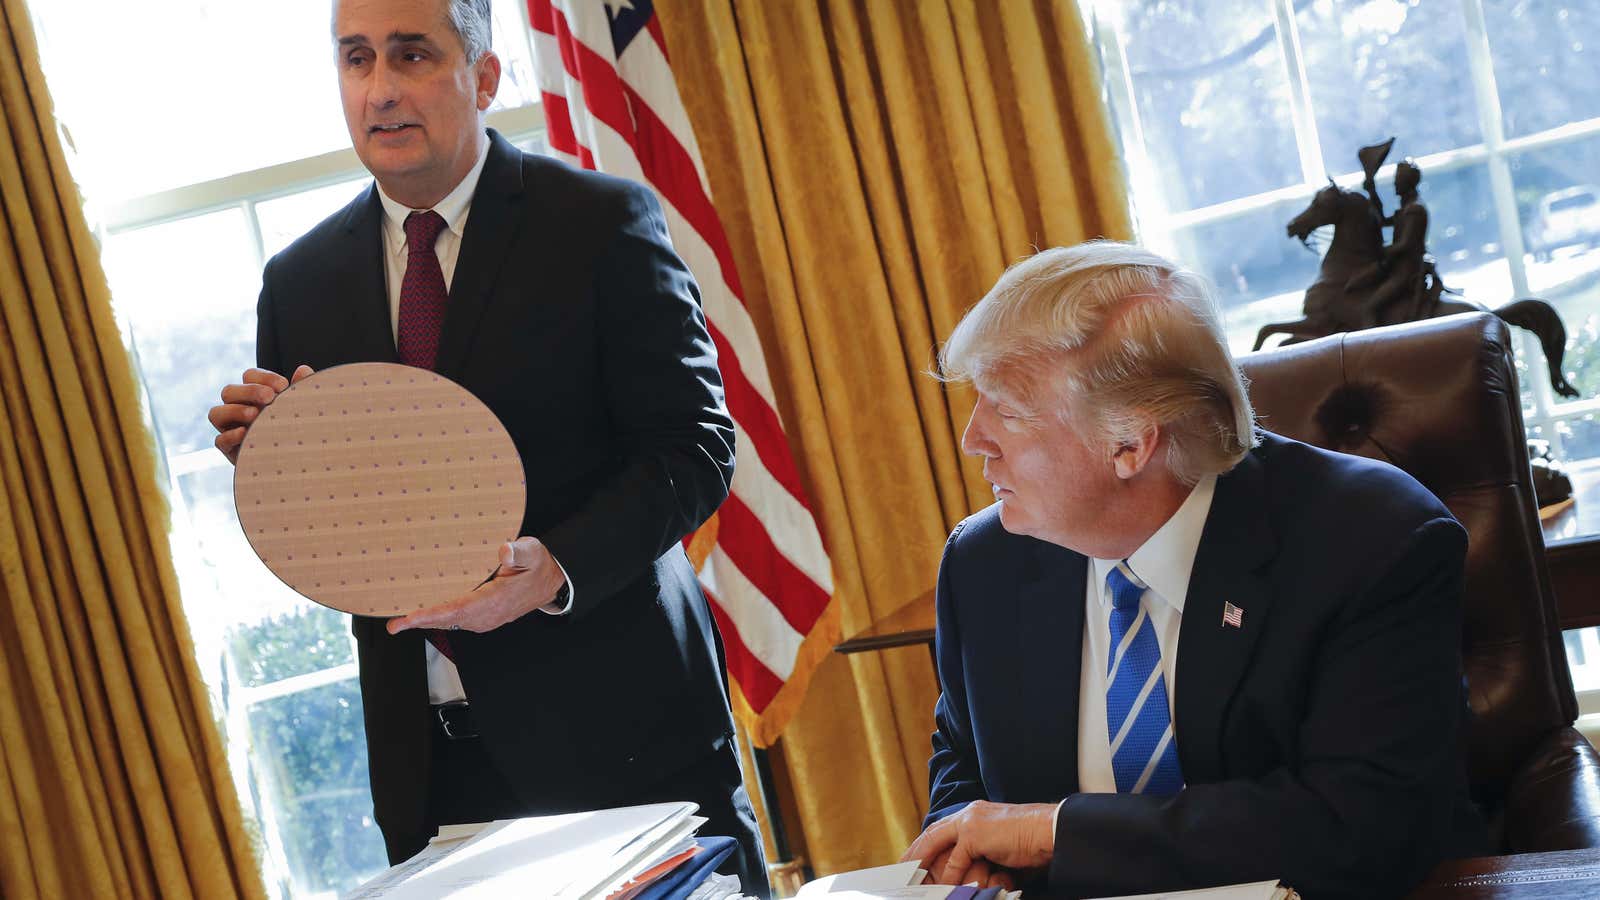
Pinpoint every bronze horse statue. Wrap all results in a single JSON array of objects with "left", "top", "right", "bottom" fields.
[{"left": 1253, "top": 174, "right": 1579, "bottom": 399}]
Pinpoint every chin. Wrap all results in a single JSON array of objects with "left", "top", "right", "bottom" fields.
[{"left": 995, "top": 501, "right": 1032, "bottom": 537}]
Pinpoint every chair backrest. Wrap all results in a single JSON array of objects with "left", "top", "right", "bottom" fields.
[{"left": 1239, "top": 312, "right": 1576, "bottom": 802}]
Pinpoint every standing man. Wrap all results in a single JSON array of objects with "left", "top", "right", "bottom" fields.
[
  {"left": 902, "top": 242, "right": 1483, "bottom": 897},
  {"left": 206, "top": 1, "right": 766, "bottom": 893}
]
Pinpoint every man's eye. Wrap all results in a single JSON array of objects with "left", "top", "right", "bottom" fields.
[
  {"left": 403, "top": 50, "right": 426, "bottom": 62},
  {"left": 345, "top": 52, "right": 369, "bottom": 67}
]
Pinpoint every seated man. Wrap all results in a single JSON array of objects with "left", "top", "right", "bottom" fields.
[{"left": 903, "top": 242, "right": 1484, "bottom": 898}]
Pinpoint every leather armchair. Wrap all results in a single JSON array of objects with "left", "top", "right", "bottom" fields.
[{"left": 1240, "top": 312, "right": 1600, "bottom": 853}]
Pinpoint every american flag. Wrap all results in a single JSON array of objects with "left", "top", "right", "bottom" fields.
[
  {"left": 527, "top": 0, "right": 836, "bottom": 744},
  {"left": 1222, "top": 601, "right": 1244, "bottom": 629}
]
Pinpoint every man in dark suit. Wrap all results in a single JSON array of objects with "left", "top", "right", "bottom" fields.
[
  {"left": 206, "top": 0, "right": 766, "bottom": 893},
  {"left": 903, "top": 242, "right": 1482, "bottom": 898}
]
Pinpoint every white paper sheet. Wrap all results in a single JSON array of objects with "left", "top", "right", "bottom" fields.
[{"left": 347, "top": 802, "right": 698, "bottom": 899}]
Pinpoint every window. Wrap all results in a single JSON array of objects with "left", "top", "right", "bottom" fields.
[
  {"left": 1090, "top": 0, "right": 1600, "bottom": 715},
  {"left": 28, "top": 1, "right": 546, "bottom": 895}
]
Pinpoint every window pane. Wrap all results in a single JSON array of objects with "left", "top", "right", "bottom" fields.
[
  {"left": 246, "top": 677, "right": 387, "bottom": 895},
  {"left": 1569, "top": 626, "right": 1600, "bottom": 693},
  {"left": 516, "top": 133, "right": 551, "bottom": 157},
  {"left": 1509, "top": 140, "right": 1600, "bottom": 409},
  {"left": 31, "top": 1, "right": 350, "bottom": 203},
  {"left": 101, "top": 210, "right": 260, "bottom": 457},
  {"left": 1295, "top": 0, "right": 1482, "bottom": 168},
  {"left": 1165, "top": 197, "right": 1326, "bottom": 356},
  {"left": 29, "top": 0, "right": 538, "bottom": 204},
  {"left": 1484, "top": 0, "right": 1600, "bottom": 140},
  {"left": 1106, "top": 0, "right": 1302, "bottom": 211},
  {"left": 257, "top": 179, "right": 372, "bottom": 261},
  {"left": 1420, "top": 164, "right": 1510, "bottom": 303}
]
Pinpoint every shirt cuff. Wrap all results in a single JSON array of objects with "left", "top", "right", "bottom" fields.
[
  {"left": 538, "top": 555, "right": 575, "bottom": 616},
  {"left": 1053, "top": 798, "right": 1064, "bottom": 836}
]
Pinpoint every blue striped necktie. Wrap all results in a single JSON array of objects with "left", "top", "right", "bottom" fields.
[{"left": 1105, "top": 563, "right": 1184, "bottom": 795}]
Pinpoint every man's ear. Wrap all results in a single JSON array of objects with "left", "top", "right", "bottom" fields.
[
  {"left": 1112, "top": 420, "right": 1161, "bottom": 480},
  {"left": 475, "top": 51, "right": 502, "bottom": 111}
]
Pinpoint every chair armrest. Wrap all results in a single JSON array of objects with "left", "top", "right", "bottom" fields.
[{"left": 1504, "top": 727, "right": 1600, "bottom": 852}]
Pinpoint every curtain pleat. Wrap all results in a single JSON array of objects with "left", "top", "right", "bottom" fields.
[{"left": 0, "top": 0, "right": 266, "bottom": 895}]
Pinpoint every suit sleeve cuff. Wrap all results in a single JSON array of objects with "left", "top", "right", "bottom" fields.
[{"left": 538, "top": 556, "right": 575, "bottom": 616}]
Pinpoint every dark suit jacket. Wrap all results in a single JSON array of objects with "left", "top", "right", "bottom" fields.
[
  {"left": 927, "top": 432, "right": 1484, "bottom": 899},
  {"left": 256, "top": 130, "right": 738, "bottom": 859}
]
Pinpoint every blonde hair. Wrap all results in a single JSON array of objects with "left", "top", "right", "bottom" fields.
[{"left": 939, "top": 241, "right": 1257, "bottom": 484}]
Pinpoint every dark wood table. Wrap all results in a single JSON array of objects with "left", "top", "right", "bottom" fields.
[
  {"left": 833, "top": 590, "right": 936, "bottom": 666},
  {"left": 1409, "top": 848, "right": 1600, "bottom": 897},
  {"left": 1543, "top": 463, "right": 1600, "bottom": 629}
]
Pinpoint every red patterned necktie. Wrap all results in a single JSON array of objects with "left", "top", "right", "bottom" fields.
[
  {"left": 397, "top": 210, "right": 449, "bottom": 371},
  {"left": 396, "top": 210, "right": 456, "bottom": 662}
]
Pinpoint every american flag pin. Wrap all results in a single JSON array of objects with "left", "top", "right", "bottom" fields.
[{"left": 1222, "top": 602, "right": 1244, "bottom": 629}]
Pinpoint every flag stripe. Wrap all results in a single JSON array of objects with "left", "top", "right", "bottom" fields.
[
  {"left": 727, "top": 431, "right": 832, "bottom": 591},
  {"left": 716, "top": 495, "right": 831, "bottom": 632},
  {"left": 615, "top": 30, "right": 710, "bottom": 189},
  {"left": 704, "top": 585, "right": 784, "bottom": 710},
  {"left": 548, "top": 6, "right": 745, "bottom": 305},
  {"left": 654, "top": 195, "right": 778, "bottom": 408},
  {"left": 539, "top": 91, "right": 580, "bottom": 158},
  {"left": 704, "top": 547, "right": 805, "bottom": 679}
]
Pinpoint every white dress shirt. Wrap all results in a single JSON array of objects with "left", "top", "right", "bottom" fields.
[
  {"left": 375, "top": 141, "right": 573, "bottom": 704},
  {"left": 1075, "top": 473, "right": 1217, "bottom": 793}
]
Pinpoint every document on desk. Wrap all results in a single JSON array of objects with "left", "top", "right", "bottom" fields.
[
  {"left": 346, "top": 802, "right": 701, "bottom": 899},
  {"left": 1087, "top": 880, "right": 1296, "bottom": 900},
  {"left": 796, "top": 861, "right": 1021, "bottom": 899}
]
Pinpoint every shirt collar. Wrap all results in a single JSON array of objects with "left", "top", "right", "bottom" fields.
[
  {"left": 1090, "top": 472, "right": 1219, "bottom": 615},
  {"left": 376, "top": 137, "right": 491, "bottom": 255}
]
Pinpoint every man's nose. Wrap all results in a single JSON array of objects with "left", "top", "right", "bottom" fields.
[
  {"left": 369, "top": 58, "right": 400, "bottom": 108},
  {"left": 961, "top": 409, "right": 996, "bottom": 458}
]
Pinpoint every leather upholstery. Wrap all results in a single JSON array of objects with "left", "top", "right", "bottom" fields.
[{"left": 1240, "top": 312, "right": 1600, "bottom": 852}]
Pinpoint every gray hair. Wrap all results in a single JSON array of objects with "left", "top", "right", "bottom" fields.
[
  {"left": 446, "top": 0, "right": 493, "bottom": 63},
  {"left": 939, "top": 241, "right": 1258, "bottom": 484}
]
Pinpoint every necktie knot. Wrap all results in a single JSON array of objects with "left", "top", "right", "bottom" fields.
[
  {"left": 1106, "top": 563, "right": 1145, "bottom": 613},
  {"left": 404, "top": 210, "right": 447, "bottom": 253}
]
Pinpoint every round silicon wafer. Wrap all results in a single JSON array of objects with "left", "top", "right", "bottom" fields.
[{"left": 234, "top": 363, "right": 526, "bottom": 616}]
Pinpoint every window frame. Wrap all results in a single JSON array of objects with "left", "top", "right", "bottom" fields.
[{"left": 1089, "top": 0, "right": 1600, "bottom": 455}]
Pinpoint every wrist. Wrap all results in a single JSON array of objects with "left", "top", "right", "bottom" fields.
[{"left": 1026, "top": 803, "right": 1056, "bottom": 868}]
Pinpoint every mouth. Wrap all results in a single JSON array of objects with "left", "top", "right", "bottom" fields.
[{"left": 369, "top": 123, "right": 418, "bottom": 136}]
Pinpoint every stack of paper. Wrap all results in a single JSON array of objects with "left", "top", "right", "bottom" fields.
[
  {"left": 348, "top": 802, "right": 744, "bottom": 899},
  {"left": 796, "top": 861, "right": 1021, "bottom": 900}
]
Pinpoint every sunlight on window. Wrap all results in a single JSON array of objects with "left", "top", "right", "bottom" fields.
[{"left": 29, "top": 0, "right": 537, "bottom": 204}]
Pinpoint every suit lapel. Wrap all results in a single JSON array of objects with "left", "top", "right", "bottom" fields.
[
  {"left": 435, "top": 129, "right": 527, "bottom": 379},
  {"left": 339, "top": 185, "right": 398, "bottom": 363},
  {"left": 1175, "top": 447, "right": 1278, "bottom": 784},
  {"left": 1019, "top": 539, "right": 1086, "bottom": 799}
]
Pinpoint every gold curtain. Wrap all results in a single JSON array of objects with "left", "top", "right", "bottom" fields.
[
  {"left": 0, "top": 1, "right": 265, "bottom": 896},
  {"left": 660, "top": 0, "right": 1131, "bottom": 878}
]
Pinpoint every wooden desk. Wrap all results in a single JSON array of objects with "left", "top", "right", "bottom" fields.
[
  {"left": 833, "top": 593, "right": 936, "bottom": 668},
  {"left": 1543, "top": 462, "right": 1600, "bottom": 629},
  {"left": 1409, "top": 848, "right": 1600, "bottom": 898}
]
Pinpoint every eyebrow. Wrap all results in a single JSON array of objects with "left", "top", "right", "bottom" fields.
[{"left": 337, "top": 31, "right": 432, "bottom": 47}]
